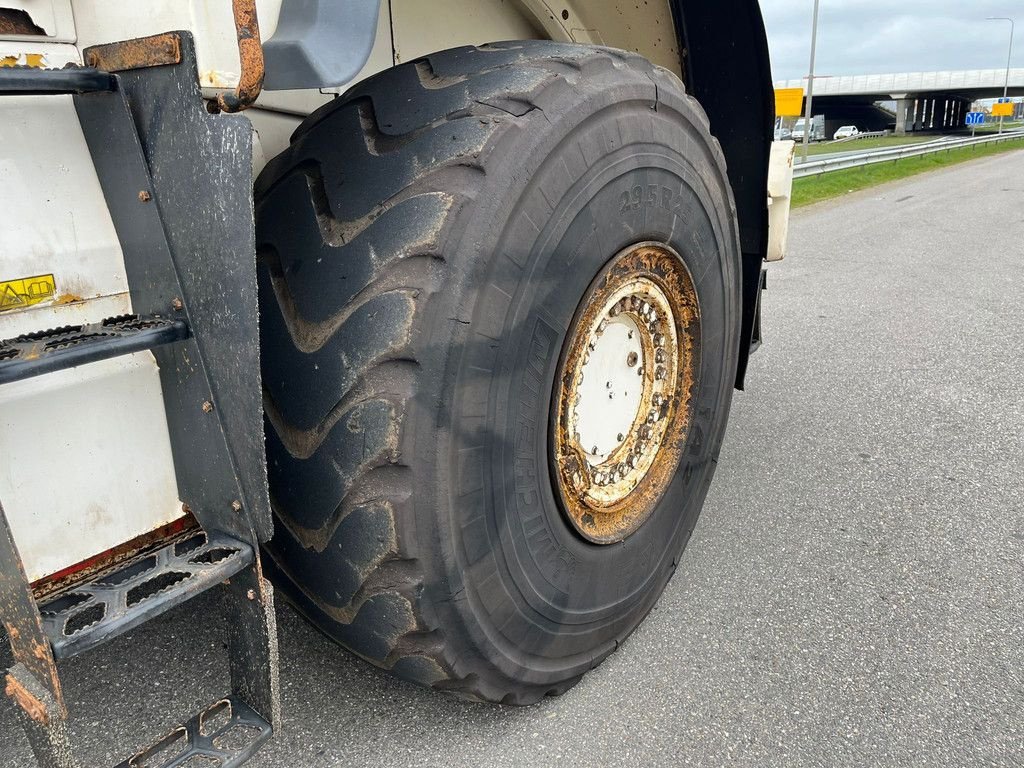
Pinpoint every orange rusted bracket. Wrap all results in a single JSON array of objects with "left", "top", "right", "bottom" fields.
[
  {"left": 216, "top": 0, "right": 265, "bottom": 113},
  {"left": 84, "top": 32, "right": 182, "bottom": 72}
]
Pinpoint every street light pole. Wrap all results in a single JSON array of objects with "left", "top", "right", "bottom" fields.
[
  {"left": 802, "top": 0, "right": 822, "bottom": 162},
  {"left": 987, "top": 17, "right": 1015, "bottom": 134}
]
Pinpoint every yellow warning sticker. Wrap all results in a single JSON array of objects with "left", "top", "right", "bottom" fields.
[{"left": 0, "top": 274, "right": 57, "bottom": 313}]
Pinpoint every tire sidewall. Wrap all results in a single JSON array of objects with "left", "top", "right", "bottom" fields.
[{"left": 418, "top": 73, "right": 741, "bottom": 685}]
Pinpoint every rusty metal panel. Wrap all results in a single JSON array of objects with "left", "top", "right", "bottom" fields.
[{"left": 83, "top": 31, "right": 181, "bottom": 71}]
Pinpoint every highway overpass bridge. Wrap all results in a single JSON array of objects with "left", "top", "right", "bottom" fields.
[{"left": 775, "top": 69, "right": 1024, "bottom": 135}]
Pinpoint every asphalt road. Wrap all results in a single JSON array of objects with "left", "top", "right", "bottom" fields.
[{"left": 4, "top": 152, "right": 1024, "bottom": 768}]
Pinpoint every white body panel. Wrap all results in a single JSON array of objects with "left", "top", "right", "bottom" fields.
[
  {"left": 0, "top": 357, "right": 182, "bottom": 582},
  {"left": 0, "top": 90, "right": 183, "bottom": 581},
  {"left": 0, "top": 92, "right": 127, "bottom": 306},
  {"left": 766, "top": 141, "right": 795, "bottom": 263}
]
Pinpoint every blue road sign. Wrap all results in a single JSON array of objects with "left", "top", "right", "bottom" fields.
[{"left": 966, "top": 112, "right": 986, "bottom": 126}]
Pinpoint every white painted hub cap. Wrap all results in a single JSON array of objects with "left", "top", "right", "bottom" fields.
[
  {"left": 552, "top": 243, "right": 701, "bottom": 544},
  {"left": 575, "top": 314, "right": 644, "bottom": 463}
]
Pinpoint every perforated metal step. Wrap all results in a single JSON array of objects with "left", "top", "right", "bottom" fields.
[
  {"left": 38, "top": 531, "right": 252, "bottom": 659},
  {"left": 0, "top": 314, "right": 189, "bottom": 384},
  {"left": 114, "top": 695, "right": 273, "bottom": 768}
]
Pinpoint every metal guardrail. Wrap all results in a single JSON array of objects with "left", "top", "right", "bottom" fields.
[
  {"left": 793, "top": 132, "right": 1024, "bottom": 178},
  {"left": 828, "top": 130, "right": 886, "bottom": 146}
]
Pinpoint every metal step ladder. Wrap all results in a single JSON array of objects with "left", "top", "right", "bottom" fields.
[{"left": 0, "top": 31, "right": 279, "bottom": 768}]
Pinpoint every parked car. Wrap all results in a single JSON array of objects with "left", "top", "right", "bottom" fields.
[
  {"left": 775, "top": 126, "right": 793, "bottom": 140},
  {"left": 793, "top": 114, "right": 825, "bottom": 141},
  {"left": 834, "top": 125, "right": 861, "bottom": 139}
]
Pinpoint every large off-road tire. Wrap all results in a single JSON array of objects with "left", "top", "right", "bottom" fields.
[{"left": 255, "top": 40, "right": 741, "bottom": 704}]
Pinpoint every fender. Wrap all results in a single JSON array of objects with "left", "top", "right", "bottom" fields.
[{"left": 670, "top": 0, "right": 775, "bottom": 388}]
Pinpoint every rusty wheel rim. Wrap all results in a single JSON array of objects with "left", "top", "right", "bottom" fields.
[{"left": 552, "top": 242, "right": 701, "bottom": 544}]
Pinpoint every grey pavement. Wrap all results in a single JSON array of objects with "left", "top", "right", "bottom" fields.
[{"left": 3, "top": 151, "right": 1023, "bottom": 768}]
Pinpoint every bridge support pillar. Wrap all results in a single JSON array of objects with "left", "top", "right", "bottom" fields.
[{"left": 894, "top": 97, "right": 913, "bottom": 135}]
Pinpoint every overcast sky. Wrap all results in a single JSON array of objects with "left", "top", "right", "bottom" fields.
[{"left": 763, "top": 0, "right": 1023, "bottom": 81}]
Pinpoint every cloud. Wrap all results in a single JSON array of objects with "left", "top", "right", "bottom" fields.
[{"left": 763, "top": 0, "right": 1021, "bottom": 80}]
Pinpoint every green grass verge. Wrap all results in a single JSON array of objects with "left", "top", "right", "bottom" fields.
[
  {"left": 974, "top": 120, "right": 1023, "bottom": 133},
  {"left": 792, "top": 137, "right": 1024, "bottom": 208}
]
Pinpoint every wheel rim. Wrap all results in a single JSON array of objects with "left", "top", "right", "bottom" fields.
[{"left": 552, "top": 242, "right": 701, "bottom": 544}]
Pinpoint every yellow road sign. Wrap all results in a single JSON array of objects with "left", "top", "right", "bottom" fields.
[
  {"left": 991, "top": 102, "right": 1014, "bottom": 117},
  {"left": 774, "top": 88, "right": 805, "bottom": 118}
]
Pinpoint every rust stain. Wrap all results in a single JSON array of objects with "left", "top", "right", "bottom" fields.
[
  {"left": 30, "top": 639, "right": 49, "bottom": 662},
  {"left": 5, "top": 674, "right": 48, "bottom": 725},
  {"left": 0, "top": 8, "right": 45, "bottom": 36},
  {"left": 216, "top": 0, "right": 264, "bottom": 113},
  {"left": 83, "top": 32, "right": 182, "bottom": 72},
  {"left": 32, "top": 514, "right": 197, "bottom": 599},
  {"left": 552, "top": 243, "right": 701, "bottom": 544},
  {"left": 53, "top": 293, "right": 83, "bottom": 305}
]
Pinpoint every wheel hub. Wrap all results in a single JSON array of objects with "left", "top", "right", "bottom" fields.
[{"left": 552, "top": 243, "right": 700, "bottom": 544}]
